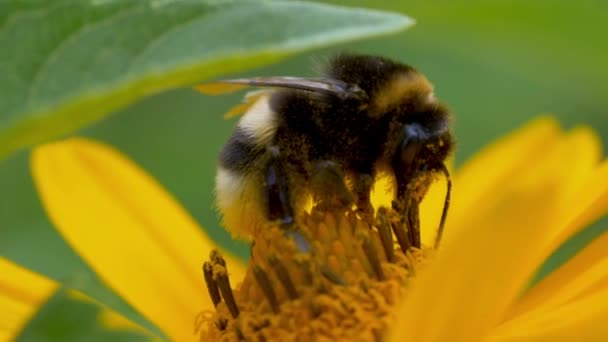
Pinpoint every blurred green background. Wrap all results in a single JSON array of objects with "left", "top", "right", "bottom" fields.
[{"left": 2, "top": 0, "right": 607, "bottom": 329}]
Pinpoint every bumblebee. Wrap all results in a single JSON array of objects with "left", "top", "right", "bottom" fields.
[{"left": 202, "top": 53, "right": 453, "bottom": 248}]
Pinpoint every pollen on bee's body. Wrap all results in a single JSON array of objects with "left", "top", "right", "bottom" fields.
[{"left": 199, "top": 206, "right": 434, "bottom": 341}]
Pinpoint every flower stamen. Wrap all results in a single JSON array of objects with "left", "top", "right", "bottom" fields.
[
  {"left": 361, "top": 233, "right": 385, "bottom": 281},
  {"left": 202, "top": 262, "right": 221, "bottom": 308},
  {"left": 388, "top": 206, "right": 412, "bottom": 253},
  {"left": 215, "top": 318, "right": 228, "bottom": 331},
  {"left": 321, "top": 264, "right": 347, "bottom": 286},
  {"left": 268, "top": 255, "right": 299, "bottom": 300},
  {"left": 204, "top": 251, "right": 240, "bottom": 319},
  {"left": 200, "top": 206, "right": 434, "bottom": 340},
  {"left": 252, "top": 264, "right": 280, "bottom": 314},
  {"left": 376, "top": 208, "right": 395, "bottom": 262}
]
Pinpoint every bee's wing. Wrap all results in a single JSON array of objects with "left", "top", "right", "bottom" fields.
[{"left": 196, "top": 76, "right": 367, "bottom": 101}]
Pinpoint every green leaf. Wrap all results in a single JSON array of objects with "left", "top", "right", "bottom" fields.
[{"left": 0, "top": 0, "right": 413, "bottom": 160}]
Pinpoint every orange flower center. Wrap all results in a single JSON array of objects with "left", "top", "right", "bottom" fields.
[{"left": 197, "top": 207, "right": 433, "bottom": 341}]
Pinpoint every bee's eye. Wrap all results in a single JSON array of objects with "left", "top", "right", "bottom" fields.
[{"left": 403, "top": 122, "right": 431, "bottom": 141}]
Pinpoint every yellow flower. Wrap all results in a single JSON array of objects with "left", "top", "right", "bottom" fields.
[
  {"left": 0, "top": 258, "right": 57, "bottom": 341},
  {"left": 3, "top": 116, "right": 608, "bottom": 341},
  {"left": 0, "top": 259, "right": 154, "bottom": 341}
]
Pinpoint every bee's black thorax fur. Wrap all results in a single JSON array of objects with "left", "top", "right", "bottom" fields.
[
  {"left": 266, "top": 54, "right": 452, "bottom": 178},
  {"left": 217, "top": 53, "right": 453, "bottom": 236}
]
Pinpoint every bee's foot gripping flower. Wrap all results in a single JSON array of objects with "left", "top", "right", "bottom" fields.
[{"left": 198, "top": 207, "right": 433, "bottom": 341}]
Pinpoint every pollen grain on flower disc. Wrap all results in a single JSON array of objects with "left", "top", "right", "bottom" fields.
[{"left": 199, "top": 207, "right": 433, "bottom": 341}]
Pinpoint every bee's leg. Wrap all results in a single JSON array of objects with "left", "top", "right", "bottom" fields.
[
  {"left": 390, "top": 189, "right": 422, "bottom": 250},
  {"left": 265, "top": 155, "right": 348, "bottom": 284},
  {"left": 310, "top": 160, "right": 353, "bottom": 210},
  {"left": 404, "top": 196, "right": 421, "bottom": 249},
  {"left": 393, "top": 124, "right": 426, "bottom": 199},
  {"left": 265, "top": 147, "right": 294, "bottom": 226},
  {"left": 260, "top": 149, "right": 350, "bottom": 290},
  {"left": 391, "top": 123, "right": 426, "bottom": 249},
  {"left": 352, "top": 172, "right": 374, "bottom": 223},
  {"left": 434, "top": 163, "right": 452, "bottom": 248}
]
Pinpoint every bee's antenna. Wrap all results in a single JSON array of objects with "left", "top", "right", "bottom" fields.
[{"left": 434, "top": 163, "right": 452, "bottom": 249}]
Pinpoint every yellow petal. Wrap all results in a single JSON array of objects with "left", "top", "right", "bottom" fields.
[
  {"left": 488, "top": 287, "right": 608, "bottom": 342},
  {"left": 550, "top": 126, "right": 602, "bottom": 198},
  {"left": 446, "top": 117, "right": 561, "bottom": 241},
  {"left": 31, "top": 138, "right": 246, "bottom": 342},
  {"left": 389, "top": 120, "right": 584, "bottom": 342},
  {"left": 0, "top": 258, "right": 57, "bottom": 341},
  {"left": 223, "top": 90, "right": 270, "bottom": 119},
  {"left": 548, "top": 160, "right": 608, "bottom": 253},
  {"left": 97, "top": 309, "right": 153, "bottom": 337},
  {"left": 538, "top": 127, "right": 606, "bottom": 248},
  {"left": 450, "top": 121, "right": 603, "bottom": 254},
  {"left": 194, "top": 82, "right": 248, "bottom": 95},
  {"left": 389, "top": 184, "right": 563, "bottom": 341},
  {"left": 507, "top": 232, "right": 608, "bottom": 319}
]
